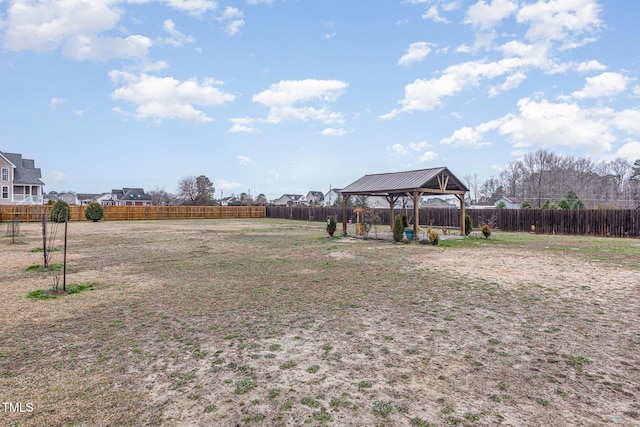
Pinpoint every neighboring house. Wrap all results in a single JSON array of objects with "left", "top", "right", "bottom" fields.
[
  {"left": 0, "top": 151, "right": 45, "bottom": 205},
  {"left": 367, "top": 196, "right": 393, "bottom": 209},
  {"left": 58, "top": 192, "right": 79, "bottom": 206},
  {"left": 272, "top": 194, "right": 305, "bottom": 206},
  {"left": 78, "top": 193, "right": 112, "bottom": 206},
  {"left": 306, "top": 191, "right": 324, "bottom": 206},
  {"left": 422, "top": 197, "right": 457, "bottom": 209},
  {"left": 324, "top": 188, "right": 342, "bottom": 207},
  {"left": 220, "top": 196, "right": 239, "bottom": 206},
  {"left": 108, "top": 188, "right": 153, "bottom": 206},
  {"left": 494, "top": 196, "right": 522, "bottom": 209}
]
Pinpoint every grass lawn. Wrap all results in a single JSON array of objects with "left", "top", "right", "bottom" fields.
[{"left": 1, "top": 219, "right": 639, "bottom": 426}]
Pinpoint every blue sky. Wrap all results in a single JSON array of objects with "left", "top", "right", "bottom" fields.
[{"left": 1, "top": 0, "right": 639, "bottom": 201}]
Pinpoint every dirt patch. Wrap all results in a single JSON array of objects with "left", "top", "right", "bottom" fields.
[{"left": 1, "top": 220, "right": 639, "bottom": 426}]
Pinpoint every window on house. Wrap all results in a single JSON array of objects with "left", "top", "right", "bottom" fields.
[
  {"left": 1, "top": 168, "right": 8, "bottom": 181},
  {"left": 1, "top": 186, "right": 8, "bottom": 199}
]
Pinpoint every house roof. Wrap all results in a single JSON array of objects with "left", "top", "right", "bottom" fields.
[
  {"left": 341, "top": 167, "right": 468, "bottom": 196},
  {"left": 498, "top": 196, "right": 522, "bottom": 204},
  {"left": 113, "top": 188, "right": 152, "bottom": 201},
  {"left": 77, "top": 193, "right": 100, "bottom": 200},
  {"left": 0, "top": 151, "right": 45, "bottom": 185},
  {"left": 307, "top": 191, "right": 324, "bottom": 199}
]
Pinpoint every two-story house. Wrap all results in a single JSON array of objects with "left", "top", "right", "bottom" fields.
[
  {"left": 107, "top": 188, "right": 153, "bottom": 206},
  {"left": 0, "top": 151, "right": 45, "bottom": 205}
]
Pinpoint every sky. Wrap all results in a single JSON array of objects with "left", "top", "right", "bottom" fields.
[{"left": 1, "top": 0, "right": 639, "bottom": 201}]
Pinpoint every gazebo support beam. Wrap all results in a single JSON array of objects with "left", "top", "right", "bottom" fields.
[
  {"left": 384, "top": 194, "right": 400, "bottom": 230},
  {"left": 412, "top": 191, "right": 423, "bottom": 240},
  {"left": 456, "top": 193, "right": 466, "bottom": 236},
  {"left": 342, "top": 194, "right": 350, "bottom": 236}
]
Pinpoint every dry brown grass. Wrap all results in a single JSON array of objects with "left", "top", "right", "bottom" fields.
[{"left": 1, "top": 219, "right": 640, "bottom": 426}]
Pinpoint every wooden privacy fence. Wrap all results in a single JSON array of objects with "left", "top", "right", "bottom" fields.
[
  {"left": 0, "top": 205, "right": 265, "bottom": 222},
  {"left": 266, "top": 206, "right": 640, "bottom": 238}
]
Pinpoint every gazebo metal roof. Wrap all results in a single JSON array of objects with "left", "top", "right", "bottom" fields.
[{"left": 341, "top": 167, "right": 469, "bottom": 196}]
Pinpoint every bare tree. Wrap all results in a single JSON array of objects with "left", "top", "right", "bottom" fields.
[
  {"left": 149, "top": 186, "right": 174, "bottom": 206},
  {"left": 177, "top": 176, "right": 198, "bottom": 205},
  {"left": 177, "top": 175, "right": 215, "bottom": 205},
  {"left": 463, "top": 173, "right": 480, "bottom": 205}
]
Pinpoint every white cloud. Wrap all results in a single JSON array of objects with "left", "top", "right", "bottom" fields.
[
  {"left": 382, "top": 57, "right": 533, "bottom": 119},
  {"left": 229, "top": 117, "right": 260, "bottom": 133},
  {"left": 388, "top": 141, "right": 433, "bottom": 159},
  {"left": 409, "top": 141, "right": 427, "bottom": 151},
  {"left": 389, "top": 143, "right": 408, "bottom": 156},
  {"left": 164, "top": 0, "right": 217, "bottom": 16},
  {"left": 247, "top": 0, "right": 272, "bottom": 4},
  {"left": 611, "top": 108, "right": 640, "bottom": 136},
  {"left": 109, "top": 71, "right": 235, "bottom": 124},
  {"left": 465, "top": 0, "right": 518, "bottom": 31},
  {"left": 237, "top": 155, "right": 251, "bottom": 165},
  {"left": 2, "top": 0, "right": 152, "bottom": 61},
  {"left": 575, "top": 60, "right": 607, "bottom": 73},
  {"left": 49, "top": 97, "right": 67, "bottom": 110},
  {"left": 253, "top": 79, "right": 348, "bottom": 124},
  {"left": 162, "top": 19, "right": 195, "bottom": 47},
  {"left": 516, "top": 0, "right": 602, "bottom": 47},
  {"left": 3, "top": 0, "right": 120, "bottom": 52},
  {"left": 418, "top": 151, "right": 438, "bottom": 162},
  {"left": 422, "top": 6, "right": 448, "bottom": 23},
  {"left": 216, "top": 179, "right": 241, "bottom": 192},
  {"left": 607, "top": 141, "right": 640, "bottom": 161},
  {"left": 569, "top": 72, "right": 629, "bottom": 99},
  {"left": 218, "top": 6, "right": 244, "bottom": 36},
  {"left": 441, "top": 122, "right": 496, "bottom": 148},
  {"left": 64, "top": 34, "right": 152, "bottom": 61},
  {"left": 321, "top": 127, "right": 347, "bottom": 136},
  {"left": 498, "top": 97, "right": 614, "bottom": 153},
  {"left": 398, "top": 42, "right": 433, "bottom": 66},
  {"left": 488, "top": 71, "right": 526, "bottom": 97}
]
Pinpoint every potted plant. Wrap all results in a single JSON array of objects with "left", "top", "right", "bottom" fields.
[{"left": 402, "top": 214, "right": 414, "bottom": 240}]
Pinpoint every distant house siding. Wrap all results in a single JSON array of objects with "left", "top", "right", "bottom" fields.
[{"left": 0, "top": 156, "right": 13, "bottom": 205}]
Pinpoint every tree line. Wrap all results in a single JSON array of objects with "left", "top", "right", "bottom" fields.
[
  {"left": 147, "top": 175, "right": 267, "bottom": 206},
  {"left": 465, "top": 149, "right": 640, "bottom": 209}
]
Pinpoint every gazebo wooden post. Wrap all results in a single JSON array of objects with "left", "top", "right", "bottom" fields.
[
  {"left": 413, "top": 191, "right": 423, "bottom": 240},
  {"left": 457, "top": 193, "right": 466, "bottom": 236},
  {"left": 389, "top": 195, "right": 395, "bottom": 231},
  {"left": 342, "top": 194, "right": 350, "bottom": 236}
]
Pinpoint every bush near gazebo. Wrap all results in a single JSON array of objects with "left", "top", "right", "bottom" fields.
[
  {"left": 326, "top": 215, "right": 337, "bottom": 236},
  {"left": 465, "top": 214, "right": 473, "bottom": 236},
  {"left": 393, "top": 215, "right": 405, "bottom": 242},
  {"left": 85, "top": 202, "right": 105, "bottom": 222}
]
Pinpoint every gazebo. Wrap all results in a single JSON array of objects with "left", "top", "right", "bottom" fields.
[{"left": 340, "top": 167, "right": 469, "bottom": 238}]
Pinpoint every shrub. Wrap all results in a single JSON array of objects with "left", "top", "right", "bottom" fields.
[
  {"left": 326, "top": 215, "right": 337, "bottom": 236},
  {"left": 481, "top": 224, "right": 491, "bottom": 239},
  {"left": 84, "top": 202, "right": 105, "bottom": 222},
  {"left": 393, "top": 215, "right": 405, "bottom": 242},
  {"left": 464, "top": 213, "right": 472, "bottom": 236},
  {"left": 401, "top": 214, "right": 409, "bottom": 228},
  {"left": 428, "top": 230, "right": 439, "bottom": 245},
  {"left": 50, "top": 200, "right": 71, "bottom": 223}
]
